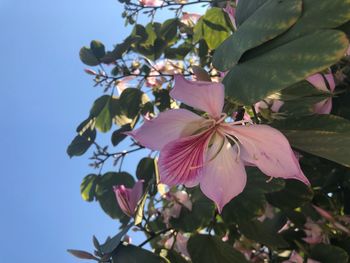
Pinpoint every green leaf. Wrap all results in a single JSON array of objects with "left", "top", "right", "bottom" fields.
[
  {"left": 111, "top": 124, "right": 132, "bottom": 147},
  {"left": 273, "top": 115, "right": 350, "bottom": 167},
  {"left": 237, "top": 219, "right": 288, "bottom": 248},
  {"left": 80, "top": 174, "right": 98, "bottom": 202},
  {"left": 222, "top": 169, "right": 284, "bottom": 222},
  {"left": 223, "top": 30, "right": 348, "bottom": 104},
  {"left": 95, "top": 98, "right": 112, "bottom": 133},
  {"left": 136, "top": 157, "right": 155, "bottom": 186},
  {"left": 134, "top": 191, "right": 147, "bottom": 226},
  {"left": 160, "top": 18, "right": 178, "bottom": 43},
  {"left": 235, "top": 0, "right": 267, "bottom": 26},
  {"left": 213, "top": 0, "right": 302, "bottom": 70},
  {"left": 188, "top": 234, "right": 248, "bottom": 263},
  {"left": 266, "top": 180, "right": 313, "bottom": 209},
  {"left": 193, "top": 8, "right": 231, "bottom": 50},
  {"left": 90, "top": 40, "right": 106, "bottom": 59},
  {"left": 67, "top": 128, "right": 96, "bottom": 157},
  {"left": 310, "top": 244, "right": 349, "bottom": 263},
  {"left": 153, "top": 89, "right": 171, "bottom": 112},
  {"left": 112, "top": 244, "right": 168, "bottom": 263},
  {"left": 100, "top": 223, "right": 133, "bottom": 254},
  {"left": 67, "top": 249, "right": 98, "bottom": 260},
  {"left": 119, "top": 88, "right": 149, "bottom": 119},
  {"left": 170, "top": 187, "right": 215, "bottom": 232},
  {"left": 79, "top": 47, "right": 99, "bottom": 66},
  {"left": 95, "top": 172, "right": 135, "bottom": 219}
]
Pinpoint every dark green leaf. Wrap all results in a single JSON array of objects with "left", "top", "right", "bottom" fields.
[
  {"left": 310, "top": 244, "right": 349, "bottom": 263},
  {"left": 67, "top": 128, "right": 96, "bottom": 157},
  {"left": 266, "top": 180, "right": 313, "bottom": 209},
  {"left": 237, "top": 219, "right": 288, "bottom": 248},
  {"left": 136, "top": 157, "right": 155, "bottom": 186},
  {"left": 188, "top": 234, "right": 248, "bottom": 263},
  {"left": 79, "top": 47, "right": 99, "bottom": 66},
  {"left": 111, "top": 124, "right": 132, "bottom": 147},
  {"left": 90, "top": 40, "right": 106, "bottom": 59}
]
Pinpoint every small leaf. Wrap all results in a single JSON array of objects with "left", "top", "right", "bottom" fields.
[
  {"left": 79, "top": 47, "right": 99, "bottom": 66},
  {"left": 134, "top": 191, "right": 147, "bottom": 225},
  {"left": 100, "top": 223, "right": 133, "bottom": 254},
  {"left": 111, "top": 124, "right": 132, "bottom": 146},
  {"left": 90, "top": 40, "right": 106, "bottom": 59},
  {"left": 67, "top": 129, "right": 96, "bottom": 158},
  {"left": 80, "top": 174, "right": 98, "bottom": 202},
  {"left": 67, "top": 249, "right": 98, "bottom": 260}
]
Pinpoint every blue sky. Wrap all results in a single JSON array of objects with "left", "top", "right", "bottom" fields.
[{"left": 0, "top": 0, "right": 205, "bottom": 262}]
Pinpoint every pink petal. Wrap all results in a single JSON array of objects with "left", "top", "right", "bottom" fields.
[
  {"left": 313, "top": 98, "right": 332, "bottom": 114},
  {"left": 307, "top": 73, "right": 335, "bottom": 92},
  {"left": 128, "top": 109, "right": 204, "bottom": 151},
  {"left": 171, "top": 75, "right": 225, "bottom": 119},
  {"left": 224, "top": 125, "right": 310, "bottom": 185},
  {"left": 129, "top": 180, "right": 144, "bottom": 211},
  {"left": 158, "top": 129, "right": 214, "bottom": 187},
  {"left": 200, "top": 135, "right": 247, "bottom": 212}
]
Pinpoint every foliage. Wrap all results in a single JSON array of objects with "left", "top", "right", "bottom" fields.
[{"left": 67, "top": 0, "right": 350, "bottom": 262}]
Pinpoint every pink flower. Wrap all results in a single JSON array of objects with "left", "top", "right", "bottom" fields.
[
  {"left": 181, "top": 12, "right": 201, "bottom": 27},
  {"left": 113, "top": 180, "right": 144, "bottom": 217},
  {"left": 139, "top": 0, "right": 163, "bottom": 7},
  {"left": 164, "top": 232, "right": 190, "bottom": 257},
  {"left": 128, "top": 75, "right": 309, "bottom": 212},
  {"left": 303, "top": 219, "right": 324, "bottom": 245},
  {"left": 306, "top": 73, "right": 335, "bottom": 114},
  {"left": 255, "top": 99, "right": 284, "bottom": 113},
  {"left": 146, "top": 60, "right": 183, "bottom": 88}
]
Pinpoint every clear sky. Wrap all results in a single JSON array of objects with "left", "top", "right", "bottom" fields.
[{"left": 0, "top": 0, "right": 204, "bottom": 262}]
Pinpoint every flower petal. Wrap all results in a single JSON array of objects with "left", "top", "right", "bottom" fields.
[
  {"left": 128, "top": 109, "right": 204, "bottom": 151},
  {"left": 200, "top": 135, "right": 247, "bottom": 213},
  {"left": 224, "top": 124, "right": 310, "bottom": 185},
  {"left": 314, "top": 98, "right": 332, "bottom": 114},
  {"left": 158, "top": 130, "right": 214, "bottom": 187},
  {"left": 307, "top": 73, "right": 335, "bottom": 92},
  {"left": 170, "top": 75, "right": 225, "bottom": 119},
  {"left": 129, "top": 180, "right": 144, "bottom": 211}
]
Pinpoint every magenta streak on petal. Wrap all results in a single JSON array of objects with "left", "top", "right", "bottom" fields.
[{"left": 158, "top": 129, "right": 214, "bottom": 186}]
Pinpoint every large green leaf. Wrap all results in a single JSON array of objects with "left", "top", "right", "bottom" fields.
[
  {"left": 310, "top": 244, "right": 349, "bottom": 263},
  {"left": 187, "top": 234, "right": 248, "bottom": 263},
  {"left": 79, "top": 47, "right": 99, "bottom": 66},
  {"left": 112, "top": 244, "right": 168, "bottom": 263},
  {"left": 213, "top": 0, "right": 302, "bottom": 70},
  {"left": 235, "top": 0, "right": 267, "bottom": 26},
  {"left": 241, "top": 0, "right": 350, "bottom": 60},
  {"left": 193, "top": 8, "right": 231, "bottom": 50},
  {"left": 223, "top": 30, "right": 348, "bottom": 104},
  {"left": 95, "top": 172, "right": 135, "bottom": 219},
  {"left": 273, "top": 115, "right": 350, "bottom": 167}
]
